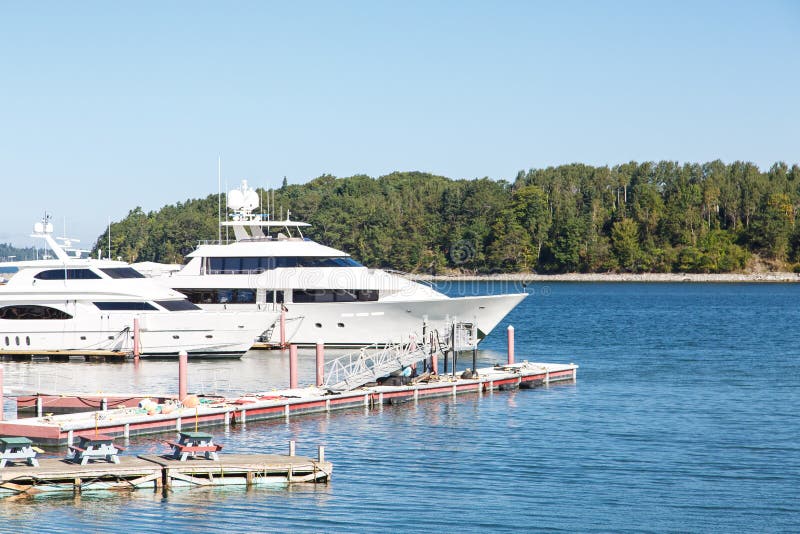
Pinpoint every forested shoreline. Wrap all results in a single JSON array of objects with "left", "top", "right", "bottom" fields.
[
  {"left": 0, "top": 243, "right": 37, "bottom": 262},
  {"left": 96, "top": 161, "right": 800, "bottom": 274}
]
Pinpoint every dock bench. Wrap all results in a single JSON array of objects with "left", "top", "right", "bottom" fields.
[
  {"left": 166, "top": 432, "right": 222, "bottom": 461},
  {"left": 67, "top": 434, "right": 125, "bottom": 465},
  {"left": 0, "top": 437, "right": 39, "bottom": 468}
]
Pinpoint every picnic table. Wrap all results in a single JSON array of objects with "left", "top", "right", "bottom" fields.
[
  {"left": 68, "top": 434, "right": 125, "bottom": 465},
  {"left": 165, "top": 431, "right": 222, "bottom": 461},
  {"left": 0, "top": 437, "right": 39, "bottom": 468}
]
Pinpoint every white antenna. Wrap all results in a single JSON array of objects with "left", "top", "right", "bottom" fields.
[
  {"left": 107, "top": 216, "right": 111, "bottom": 260},
  {"left": 217, "top": 155, "right": 222, "bottom": 242}
]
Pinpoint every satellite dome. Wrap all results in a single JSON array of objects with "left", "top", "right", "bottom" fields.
[
  {"left": 228, "top": 188, "right": 244, "bottom": 211},
  {"left": 243, "top": 189, "right": 259, "bottom": 211}
]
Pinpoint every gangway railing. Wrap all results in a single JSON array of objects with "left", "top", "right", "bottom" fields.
[
  {"left": 321, "top": 320, "right": 479, "bottom": 392},
  {"left": 322, "top": 338, "right": 428, "bottom": 392}
]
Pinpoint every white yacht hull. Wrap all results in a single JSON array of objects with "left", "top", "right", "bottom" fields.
[
  {"left": 281, "top": 293, "right": 528, "bottom": 346},
  {"left": 200, "top": 293, "right": 527, "bottom": 346},
  {"left": 0, "top": 306, "right": 270, "bottom": 358}
]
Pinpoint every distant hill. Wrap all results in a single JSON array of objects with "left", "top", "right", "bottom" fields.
[{"left": 94, "top": 162, "right": 800, "bottom": 274}]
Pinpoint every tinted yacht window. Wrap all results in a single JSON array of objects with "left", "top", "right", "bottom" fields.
[
  {"left": 157, "top": 300, "right": 201, "bottom": 311},
  {"left": 177, "top": 288, "right": 280, "bottom": 304},
  {"left": 101, "top": 267, "right": 145, "bottom": 279},
  {"left": 0, "top": 305, "right": 72, "bottom": 320},
  {"left": 207, "top": 256, "right": 362, "bottom": 273},
  {"left": 293, "top": 289, "right": 378, "bottom": 303},
  {"left": 35, "top": 269, "right": 101, "bottom": 280},
  {"left": 94, "top": 302, "right": 158, "bottom": 311}
]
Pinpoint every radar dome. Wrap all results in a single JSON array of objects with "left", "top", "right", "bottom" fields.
[
  {"left": 227, "top": 189, "right": 244, "bottom": 211},
  {"left": 243, "top": 189, "right": 259, "bottom": 211}
]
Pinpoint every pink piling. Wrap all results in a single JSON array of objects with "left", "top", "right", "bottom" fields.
[
  {"left": 430, "top": 333, "right": 438, "bottom": 375},
  {"left": 507, "top": 325, "right": 515, "bottom": 365},
  {"left": 315, "top": 342, "right": 324, "bottom": 387},
  {"left": 133, "top": 318, "right": 140, "bottom": 362},
  {"left": 178, "top": 350, "right": 188, "bottom": 400},
  {"left": 279, "top": 307, "right": 287, "bottom": 349},
  {"left": 289, "top": 344, "right": 298, "bottom": 389}
]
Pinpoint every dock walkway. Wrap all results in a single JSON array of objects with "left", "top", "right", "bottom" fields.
[
  {"left": 0, "top": 361, "right": 577, "bottom": 446},
  {"left": 0, "top": 451, "right": 331, "bottom": 495}
]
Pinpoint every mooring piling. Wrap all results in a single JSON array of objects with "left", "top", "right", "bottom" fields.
[
  {"left": 507, "top": 325, "right": 515, "bottom": 365},
  {"left": 289, "top": 344, "right": 298, "bottom": 389},
  {"left": 316, "top": 342, "right": 324, "bottom": 387},
  {"left": 133, "top": 317, "right": 140, "bottom": 362},
  {"left": 279, "top": 307, "right": 287, "bottom": 349},
  {"left": 178, "top": 351, "right": 188, "bottom": 400}
]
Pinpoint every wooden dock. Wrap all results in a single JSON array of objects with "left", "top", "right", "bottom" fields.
[
  {"left": 0, "top": 456, "right": 162, "bottom": 495},
  {"left": 0, "top": 450, "right": 331, "bottom": 496},
  {"left": 0, "top": 361, "right": 578, "bottom": 446},
  {"left": 140, "top": 453, "right": 330, "bottom": 487}
]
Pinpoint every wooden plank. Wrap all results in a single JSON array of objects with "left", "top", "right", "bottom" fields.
[
  {"left": 119, "top": 472, "right": 161, "bottom": 488},
  {"left": 0, "top": 481, "right": 35, "bottom": 494},
  {"left": 168, "top": 471, "right": 214, "bottom": 486}
]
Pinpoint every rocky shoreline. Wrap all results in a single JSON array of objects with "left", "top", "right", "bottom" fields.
[{"left": 408, "top": 272, "right": 800, "bottom": 283}]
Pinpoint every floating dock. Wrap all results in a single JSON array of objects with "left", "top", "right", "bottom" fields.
[
  {"left": 0, "top": 449, "right": 331, "bottom": 496},
  {"left": 0, "top": 361, "right": 577, "bottom": 446},
  {"left": 0, "top": 349, "right": 128, "bottom": 362},
  {"left": 16, "top": 394, "right": 175, "bottom": 416}
]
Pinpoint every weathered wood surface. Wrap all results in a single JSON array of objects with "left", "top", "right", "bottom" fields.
[
  {"left": 0, "top": 456, "right": 162, "bottom": 493},
  {"left": 139, "top": 453, "right": 332, "bottom": 485}
]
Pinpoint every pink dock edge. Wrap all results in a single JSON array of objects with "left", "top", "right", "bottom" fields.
[{"left": 0, "top": 361, "right": 578, "bottom": 446}]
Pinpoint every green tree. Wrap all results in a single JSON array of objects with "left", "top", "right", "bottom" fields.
[{"left": 611, "top": 218, "right": 642, "bottom": 272}]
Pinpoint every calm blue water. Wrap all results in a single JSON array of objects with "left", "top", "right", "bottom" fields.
[{"left": 1, "top": 283, "right": 799, "bottom": 533}]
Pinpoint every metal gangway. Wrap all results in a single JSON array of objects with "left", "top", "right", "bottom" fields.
[{"left": 321, "top": 321, "right": 478, "bottom": 392}]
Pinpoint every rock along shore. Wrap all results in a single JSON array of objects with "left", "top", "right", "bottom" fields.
[{"left": 407, "top": 272, "right": 800, "bottom": 283}]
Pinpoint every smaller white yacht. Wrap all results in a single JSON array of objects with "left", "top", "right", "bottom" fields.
[{"left": 0, "top": 217, "right": 274, "bottom": 358}]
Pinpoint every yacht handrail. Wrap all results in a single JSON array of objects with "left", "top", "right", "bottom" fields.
[
  {"left": 383, "top": 268, "right": 437, "bottom": 288},
  {"left": 196, "top": 235, "right": 308, "bottom": 246}
]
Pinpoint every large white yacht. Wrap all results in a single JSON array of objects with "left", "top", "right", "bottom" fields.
[
  {"left": 0, "top": 217, "right": 273, "bottom": 358},
  {"left": 139, "top": 181, "right": 527, "bottom": 347}
]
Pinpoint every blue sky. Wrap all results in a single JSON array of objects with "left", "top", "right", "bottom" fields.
[{"left": 1, "top": 1, "right": 798, "bottom": 247}]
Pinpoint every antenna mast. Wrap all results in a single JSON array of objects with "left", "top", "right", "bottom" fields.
[{"left": 218, "top": 155, "right": 222, "bottom": 242}]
